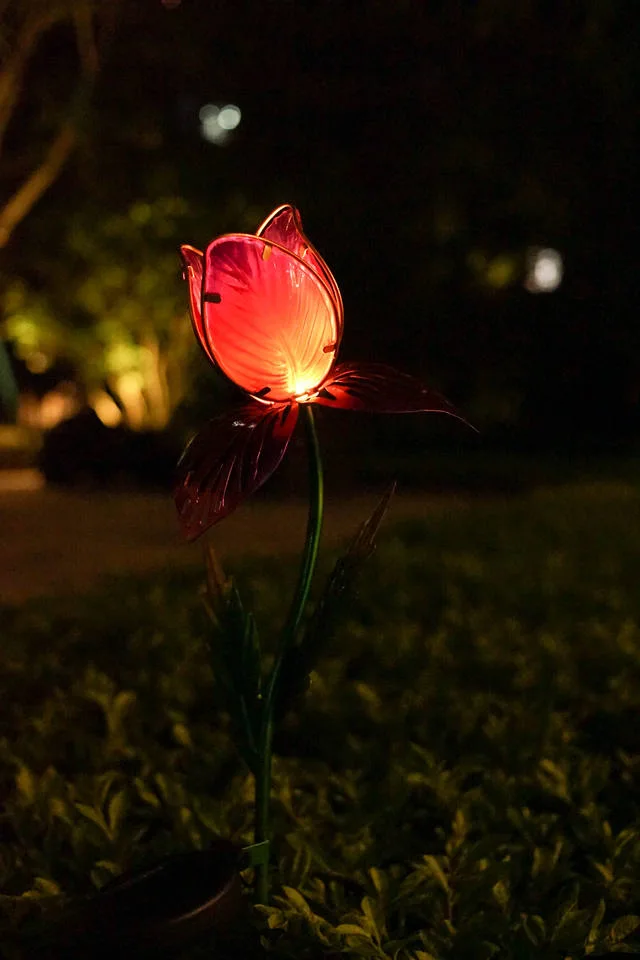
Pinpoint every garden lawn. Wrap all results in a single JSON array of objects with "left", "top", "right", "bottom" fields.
[{"left": 2, "top": 481, "right": 640, "bottom": 958}]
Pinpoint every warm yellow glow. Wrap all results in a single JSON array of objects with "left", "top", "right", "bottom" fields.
[
  {"left": 114, "top": 372, "right": 145, "bottom": 429},
  {"left": 18, "top": 382, "right": 79, "bottom": 430},
  {"left": 92, "top": 390, "right": 123, "bottom": 427},
  {"left": 0, "top": 469, "right": 43, "bottom": 492},
  {"left": 39, "top": 390, "right": 74, "bottom": 429},
  {"left": 25, "top": 351, "right": 50, "bottom": 374},
  {"left": 486, "top": 255, "right": 515, "bottom": 289},
  {"left": 0, "top": 425, "right": 33, "bottom": 449},
  {"left": 205, "top": 237, "right": 338, "bottom": 403},
  {"left": 106, "top": 342, "right": 140, "bottom": 376},
  {"left": 6, "top": 314, "right": 41, "bottom": 350},
  {"left": 291, "top": 375, "right": 320, "bottom": 400}
]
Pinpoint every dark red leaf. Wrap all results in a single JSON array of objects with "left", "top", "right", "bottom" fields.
[
  {"left": 313, "top": 361, "right": 469, "bottom": 422},
  {"left": 174, "top": 401, "right": 299, "bottom": 540}
]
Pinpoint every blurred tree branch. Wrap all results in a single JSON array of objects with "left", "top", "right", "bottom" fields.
[{"left": 0, "top": 0, "right": 120, "bottom": 248}]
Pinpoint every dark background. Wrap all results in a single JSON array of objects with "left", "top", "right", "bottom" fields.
[{"left": 1, "top": 0, "right": 639, "bottom": 473}]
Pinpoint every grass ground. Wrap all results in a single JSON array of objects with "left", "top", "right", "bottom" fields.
[
  {"left": 2, "top": 481, "right": 640, "bottom": 958},
  {"left": 0, "top": 485, "right": 467, "bottom": 604}
]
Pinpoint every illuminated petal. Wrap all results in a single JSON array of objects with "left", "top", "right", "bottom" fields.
[
  {"left": 180, "top": 245, "right": 215, "bottom": 364},
  {"left": 203, "top": 235, "right": 339, "bottom": 402},
  {"left": 312, "top": 362, "right": 466, "bottom": 420},
  {"left": 174, "top": 401, "right": 299, "bottom": 540},
  {"left": 257, "top": 204, "right": 344, "bottom": 330}
]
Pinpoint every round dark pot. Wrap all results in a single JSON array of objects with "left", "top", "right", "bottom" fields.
[{"left": 32, "top": 840, "right": 244, "bottom": 959}]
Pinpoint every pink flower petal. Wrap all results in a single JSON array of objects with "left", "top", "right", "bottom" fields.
[
  {"left": 180, "top": 245, "right": 216, "bottom": 364},
  {"left": 312, "top": 361, "right": 467, "bottom": 421},
  {"left": 257, "top": 204, "right": 344, "bottom": 332},
  {"left": 203, "top": 234, "right": 339, "bottom": 402},
  {"left": 174, "top": 401, "right": 299, "bottom": 540}
]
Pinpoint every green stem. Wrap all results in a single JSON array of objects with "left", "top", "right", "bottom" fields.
[
  {"left": 253, "top": 404, "right": 324, "bottom": 904},
  {"left": 279, "top": 405, "right": 324, "bottom": 648}
]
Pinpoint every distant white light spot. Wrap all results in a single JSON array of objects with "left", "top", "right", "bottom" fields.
[
  {"left": 218, "top": 105, "right": 241, "bottom": 130},
  {"left": 199, "top": 103, "right": 241, "bottom": 144},
  {"left": 525, "top": 247, "right": 563, "bottom": 293}
]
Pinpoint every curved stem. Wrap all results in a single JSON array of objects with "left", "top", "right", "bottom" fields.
[{"left": 254, "top": 404, "right": 324, "bottom": 904}]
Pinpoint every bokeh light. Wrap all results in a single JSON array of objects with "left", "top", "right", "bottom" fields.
[
  {"left": 199, "top": 103, "right": 241, "bottom": 144},
  {"left": 525, "top": 247, "right": 563, "bottom": 293}
]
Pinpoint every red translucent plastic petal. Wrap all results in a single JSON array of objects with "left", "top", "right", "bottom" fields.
[
  {"left": 203, "top": 235, "right": 339, "bottom": 402},
  {"left": 180, "top": 245, "right": 216, "bottom": 364},
  {"left": 257, "top": 204, "right": 344, "bottom": 329},
  {"left": 174, "top": 401, "right": 299, "bottom": 540},
  {"left": 312, "top": 361, "right": 466, "bottom": 420}
]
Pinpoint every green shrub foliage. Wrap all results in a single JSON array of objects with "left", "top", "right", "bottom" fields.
[{"left": 2, "top": 483, "right": 640, "bottom": 957}]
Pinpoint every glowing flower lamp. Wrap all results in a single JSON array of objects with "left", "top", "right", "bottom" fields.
[
  {"left": 174, "top": 205, "right": 472, "bottom": 906},
  {"left": 176, "top": 204, "right": 462, "bottom": 539}
]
